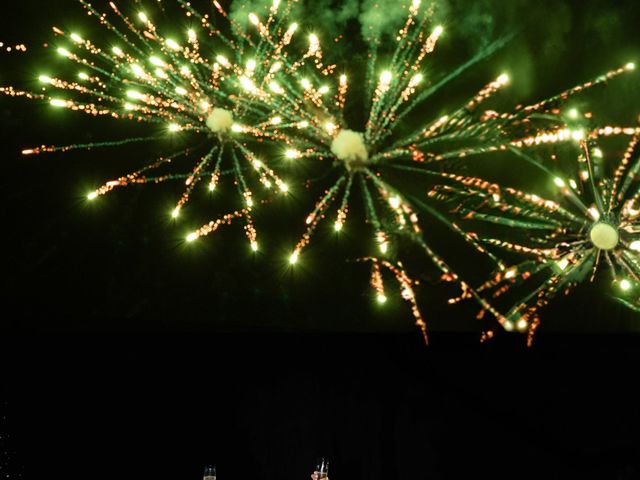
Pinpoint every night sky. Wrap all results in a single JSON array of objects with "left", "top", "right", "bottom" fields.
[
  {"left": 2, "top": 2, "right": 640, "bottom": 479},
  {"left": 0, "top": 0, "right": 640, "bottom": 474}
]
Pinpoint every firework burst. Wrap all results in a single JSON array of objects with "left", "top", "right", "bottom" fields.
[
  {"left": 2, "top": 0, "right": 332, "bottom": 252},
  {"left": 431, "top": 125, "right": 640, "bottom": 341},
  {"left": 233, "top": 0, "right": 634, "bottom": 317}
]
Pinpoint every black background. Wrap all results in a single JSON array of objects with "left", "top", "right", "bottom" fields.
[
  {"left": 2, "top": 0, "right": 640, "bottom": 478},
  {"left": 3, "top": 334, "right": 640, "bottom": 480}
]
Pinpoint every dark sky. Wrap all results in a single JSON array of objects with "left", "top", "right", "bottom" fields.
[
  {"left": 1, "top": 0, "right": 640, "bottom": 336},
  {"left": 3, "top": 333, "right": 640, "bottom": 480}
]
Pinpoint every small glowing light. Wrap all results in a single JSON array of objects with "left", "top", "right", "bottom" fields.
[
  {"left": 588, "top": 207, "right": 601, "bottom": 221},
  {"left": 272, "top": 0, "right": 280, "bottom": 9},
  {"left": 50, "top": 99, "right": 68, "bottom": 107},
  {"left": 138, "top": 12, "right": 149, "bottom": 23},
  {"left": 186, "top": 232, "right": 198, "bottom": 242},
  {"left": 171, "top": 207, "right": 181, "bottom": 218},
  {"left": 288, "top": 23, "right": 298, "bottom": 33},
  {"left": 629, "top": 240, "right": 640, "bottom": 251},
  {"left": 308, "top": 33, "right": 319, "bottom": 53},
  {"left": 497, "top": 73, "right": 509, "bottom": 85},
  {"left": 567, "top": 108, "right": 579, "bottom": 119},
  {"left": 251, "top": 241, "right": 259, "bottom": 252},
  {"left": 593, "top": 147, "right": 603, "bottom": 158},
  {"left": 246, "top": 197, "right": 254, "bottom": 207},
  {"left": 569, "top": 179, "right": 578, "bottom": 190},
  {"left": 625, "top": 62, "right": 635, "bottom": 71},
  {"left": 504, "top": 268, "right": 516, "bottom": 279},
  {"left": 175, "top": 86, "right": 188, "bottom": 95},
  {"left": 432, "top": 25, "right": 444, "bottom": 37},
  {"left": 516, "top": 319, "right": 528, "bottom": 331},
  {"left": 270, "top": 62, "right": 282, "bottom": 73},
  {"left": 571, "top": 129, "right": 585, "bottom": 141},
  {"left": 334, "top": 222, "right": 343, "bottom": 232},
  {"left": 409, "top": 73, "right": 423, "bottom": 87},
  {"left": 379, "top": 242, "right": 389, "bottom": 254},
  {"left": 580, "top": 170, "right": 589, "bottom": 181},
  {"left": 298, "top": 121, "right": 309, "bottom": 128},
  {"left": 248, "top": 13, "right": 259, "bottom": 25},
  {"left": 556, "top": 258, "right": 569, "bottom": 270},
  {"left": 239, "top": 76, "right": 257, "bottom": 93},
  {"left": 301, "top": 78, "right": 312, "bottom": 90},
  {"left": 78, "top": 72, "right": 89, "bottom": 80},
  {"left": 87, "top": 192, "right": 98, "bottom": 200},
  {"left": 318, "top": 85, "right": 330, "bottom": 94},
  {"left": 208, "top": 183, "right": 216, "bottom": 191},
  {"left": 126, "top": 90, "right": 144, "bottom": 100},
  {"left": 216, "top": 55, "right": 230, "bottom": 67},
  {"left": 271, "top": 116, "right": 282, "bottom": 125},
  {"left": 279, "top": 183, "right": 289, "bottom": 193},
  {"left": 380, "top": 70, "right": 392, "bottom": 85},
  {"left": 155, "top": 68, "right": 168, "bottom": 79},
  {"left": 124, "top": 103, "right": 136, "bottom": 111},
  {"left": 201, "top": 101, "right": 210, "bottom": 111},
  {"left": 231, "top": 124, "right": 243, "bottom": 133},
  {"left": 325, "top": 122, "right": 336, "bottom": 134},
  {"left": 166, "top": 39, "right": 180, "bottom": 51},
  {"left": 340, "top": 74, "right": 347, "bottom": 85},
  {"left": 285, "top": 149, "right": 300, "bottom": 159},
  {"left": 57, "top": 47, "right": 71, "bottom": 58},
  {"left": 131, "top": 64, "right": 146, "bottom": 77},
  {"left": 38, "top": 75, "right": 54, "bottom": 84},
  {"left": 376, "top": 294, "right": 387, "bottom": 304},
  {"left": 289, "top": 251, "right": 299, "bottom": 264},
  {"left": 149, "top": 56, "right": 166, "bottom": 68},
  {"left": 168, "top": 123, "right": 181, "bottom": 132},
  {"left": 70, "top": 33, "right": 83, "bottom": 43},
  {"left": 620, "top": 279, "right": 632, "bottom": 291},
  {"left": 112, "top": 46, "right": 124, "bottom": 56},
  {"left": 389, "top": 196, "right": 401, "bottom": 209},
  {"left": 412, "top": 0, "right": 421, "bottom": 9},
  {"left": 554, "top": 177, "right": 566, "bottom": 188},
  {"left": 188, "top": 29, "right": 197, "bottom": 41},
  {"left": 179, "top": 66, "right": 190, "bottom": 76},
  {"left": 503, "top": 321, "right": 515, "bottom": 332},
  {"left": 269, "top": 81, "right": 284, "bottom": 94},
  {"left": 246, "top": 59, "right": 257, "bottom": 72}
]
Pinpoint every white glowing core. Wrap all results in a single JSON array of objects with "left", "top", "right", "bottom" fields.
[
  {"left": 589, "top": 222, "right": 619, "bottom": 250},
  {"left": 206, "top": 108, "right": 234, "bottom": 133},
  {"left": 330, "top": 129, "right": 369, "bottom": 170}
]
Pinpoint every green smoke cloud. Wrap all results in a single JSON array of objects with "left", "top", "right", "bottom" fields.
[
  {"left": 304, "top": 0, "right": 360, "bottom": 36},
  {"left": 358, "top": 0, "right": 409, "bottom": 40}
]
